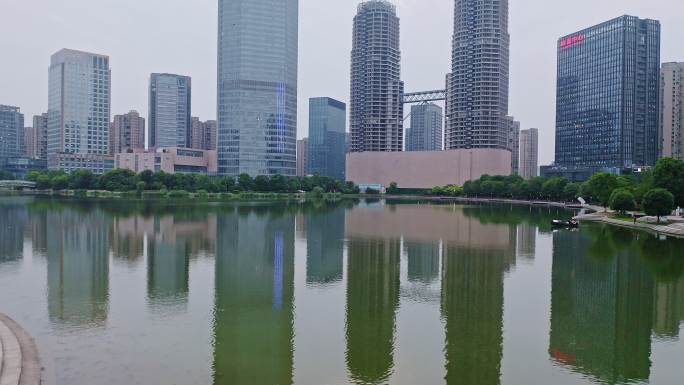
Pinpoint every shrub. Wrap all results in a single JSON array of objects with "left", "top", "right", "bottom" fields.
[{"left": 166, "top": 190, "right": 190, "bottom": 199}]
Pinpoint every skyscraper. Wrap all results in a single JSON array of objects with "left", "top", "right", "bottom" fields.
[
  {"left": 0, "top": 105, "right": 24, "bottom": 162},
  {"left": 445, "top": 0, "right": 510, "bottom": 150},
  {"left": 149, "top": 73, "right": 191, "bottom": 149},
  {"left": 31, "top": 113, "right": 48, "bottom": 161},
  {"left": 554, "top": 16, "right": 661, "bottom": 178},
  {"left": 217, "top": 0, "right": 298, "bottom": 177},
  {"left": 47, "top": 49, "right": 113, "bottom": 173},
  {"left": 505, "top": 116, "right": 520, "bottom": 174},
  {"left": 296, "top": 138, "right": 308, "bottom": 177},
  {"left": 520, "top": 128, "right": 539, "bottom": 179},
  {"left": 407, "top": 103, "right": 443, "bottom": 152},
  {"left": 661, "top": 62, "right": 684, "bottom": 161},
  {"left": 349, "top": 1, "right": 403, "bottom": 153},
  {"left": 191, "top": 117, "right": 217, "bottom": 151},
  {"left": 111, "top": 110, "right": 145, "bottom": 154},
  {"left": 307, "top": 97, "right": 347, "bottom": 180}
]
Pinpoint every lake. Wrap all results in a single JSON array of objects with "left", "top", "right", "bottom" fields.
[{"left": 0, "top": 196, "right": 683, "bottom": 385}]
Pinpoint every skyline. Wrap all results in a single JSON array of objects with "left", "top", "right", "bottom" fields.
[{"left": 1, "top": 0, "right": 684, "bottom": 165}]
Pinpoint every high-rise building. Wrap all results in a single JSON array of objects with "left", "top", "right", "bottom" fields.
[
  {"left": 554, "top": 16, "right": 661, "bottom": 179},
  {"left": 149, "top": 73, "right": 191, "bottom": 149},
  {"left": 445, "top": 0, "right": 510, "bottom": 150},
  {"left": 520, "top": 128, "right": 539, "bottom": 179},
  {"left": 307, "top": 97, "right": 347, "bottom": 180},
  {"left": 217, "top": 0, "right": 298, "bottom": 177},
  {"left": 111, "top": 110, "right": 145, "bottom": 154},
  {"left": 296, "top": 138, "right": 308, "bottom": 177},
  {"left": 407, "top": 103, "right": 443, "bottom": 152},
  {"left": 505, "top": 116, "right": 520, "bottom": 174},
  {"left": 191, "top": 117, "right": 217, "bottom": 151},
  {"left": 349, "top": 1, "right": 403, "bottom": 153},
  {"left": 661, "top": 62, "right": 684, "bottom": 161},
  {"left": 24, "top": 126, "right": 35, "bottom": 158},
  {"left": 31, "top": 113, "right": 48, "bottom": 160},
  {"left": 0, "top": 105, "right": 24, "bottom": 162},
  {"left": 47, "top": 49, "right": 113, "bottom": 173}
]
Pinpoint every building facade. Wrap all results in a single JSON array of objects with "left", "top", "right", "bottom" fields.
[
  {"left": 519, "top": 128, "right": 539, "bottom": 179},
  {"left": 111, "top": 110, "right": 145, "bottom": 155},
  {"left": 661, "top": 62, "right": 684, "bottom": 160},
  {"left": 29, "top": 113, "right": 48, "bottom": 160},
  {"left": 407, "top": 103, "right": 443, "bottom": 152},
  {"left": 555, "top": 16, "right": 661, "bottom": 177},
  {"left": 115, "top": 147, "right": 217, "bottom": 175},
  {"left": 47, "top": 49, "right": 113, "bottom": 173},
  {"left": 349, "top": 1, "right": 404, "bottom": 153},
  {"left": 307, "top": 97, "right": 347, "bottom": 180},
  {"left": 506, "top": 116, "right": 520, "bottom": 174},
  {"left": 445, "top": 0, "right": 510, "bottom": 150},
  {"left": 0, "top": 105, "right": 24, "bottom": 162},
  {"left": 217, "top": 0, "right": 298, "bottom": 176},
  {"left": 24, "top": 126, "right": 35, "bottom": 159},
  {"left": 149, "top": 73, "right": 191, "bottom": 149},
  {"left": 191, "top": 118, "right": 217, "bottom": 151},
  {"left": 296, "top": 138, "right": 308, "bottom": 177}
]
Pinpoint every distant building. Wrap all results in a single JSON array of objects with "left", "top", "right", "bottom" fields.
[
  {"left": 506, "top": 117, "right": 520, "bottom": 174},
  {"left": 0, "top": 105, "right": 24, "bottom": 162},
  {"left": 661, "top": 62, "right": 684, "bottom": 160},
  {"left": 349, "top": 1, "right": 404, "bottom": 153},
  {"left": 47, "top": 49, "right": 113, "bottom": 173},
  {"left": 24, "top": 126, "right": 35, "bottom": 158},
  {"left": 191, "top": 117, "right": 217, "bottom": 150},
  {"left": 297, "top": 138, "right": 308, "bottom": 177},
  {"left": 554, "top": 16, "right": 661, "bottom": 180},
  {"left": 115, "top": 147, "right": 217, "bottom": 175},
  {"left": 111, "top": 110, "right": 145, "bottom": 155},
  {"left": 217, "top": 0, "right": 298, "bottom": 177},
  {"left": 30, "top": 113, "right": 48, "bottom": 160},
  {"left": 520, "top": 128, "right": 539, "bottom": 179},
  {"left": 445, "top": 0, "right": 510, "bottom": 150},
  {"left": 308, "top": 97, "right": 347, "bottom": 180},
  {"left": 407, "top": 103, "right": 443, "bottom": 152},
  {"left": 149, "top": 73, "right": 191, "bottom": 149}
]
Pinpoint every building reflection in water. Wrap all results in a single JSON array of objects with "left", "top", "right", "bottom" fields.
[
  {"left": 212, "top": 207, "right": 295, "bottom": 385},
  {"left": 516, "top": 223, "right": 536, "bottom": 261},
  {"left": 405, "top": 241, "right": 440, "bottom": 284},
  {"left": 549, "top": 228, "right": 654, "bottom": 384},
  {"left": 46, "top": 208, "right": 110, "bottom": 328},
  {"left": 305, "top": 207, "right": 345, "bottom": 285},
  {"left": 110, "top": 216, "right": 152, "bottom": 265},
  {"left": 0, "top": 198, "right": 29, "bottom": 262}
]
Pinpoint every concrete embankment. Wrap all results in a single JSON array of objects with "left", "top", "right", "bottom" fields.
[
  {"left": 576, "top": 213, "right": 684, "bottom": 239},
  {"left": 0, "top": 314, "right": 42, "bottom": 385}
]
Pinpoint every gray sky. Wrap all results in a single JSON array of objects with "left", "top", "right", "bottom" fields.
[{"left": 1, "top": 0, "right": 683, "bottom": 165}]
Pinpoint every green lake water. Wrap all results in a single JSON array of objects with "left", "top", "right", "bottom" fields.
[{"left": 0, "top": 196, "right": 683, "bottom": 385}]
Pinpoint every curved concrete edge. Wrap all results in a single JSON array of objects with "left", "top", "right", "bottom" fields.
[
  {"left": 0, "top": 314, "right": 42, "bottom": 385},
  {"left": 577, "top": 215, "right": 684, "bottom": 239}
]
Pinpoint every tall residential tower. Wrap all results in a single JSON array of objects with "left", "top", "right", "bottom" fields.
[
  {"left": 111, "top": 110, "right": 145, "bottom": 154},
  {"left": 217, "top": 0, "right": 298, "bottom": 176},
  {"left": 661, "top": 62, "right": 684, "bottom": 161},
  {"left": 349, "top": 1, "right": 403, "bottom": 153},
  {"left": 520, "top": 128, "right": 539, "bottom": 179}
]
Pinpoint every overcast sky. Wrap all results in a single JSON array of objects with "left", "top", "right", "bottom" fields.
[{"left": 1, "top": 0, "right": 683, "bottom": 164}]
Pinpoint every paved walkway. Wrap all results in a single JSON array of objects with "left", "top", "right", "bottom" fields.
[
  {"left": 0, "top": 314, "right": 42, "bottom": 385},
  {"left": 576, "top": 213, "right": 684, "bottom": 238}
]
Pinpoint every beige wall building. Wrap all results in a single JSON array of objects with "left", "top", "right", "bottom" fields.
[
  {"left": 506, "top": 116, "right": 520, "bottom": 175},
  {"left": 661, "top": 62, "right": 684, "bottom": 160},
  {"left": 346, "top": 148, "right": 511, "bottom": 188},
  {"left": 115, "top": 147, "right": 217, "bottom": 175},
  {"left": 297, "top": 138, "right": 308, "bottom": 177},
  {"left": 519, "top": 128, "right": 539, "bottom": 179},
  {"left": 111, "top": 111, "right": 145, "bottom": 155},
  {"left": 191, "top": 117, "right": 217, "bottom": 150}
]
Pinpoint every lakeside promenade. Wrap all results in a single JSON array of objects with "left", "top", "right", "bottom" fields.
[{"left": 0, "top": 314, "right": 42, "bottom": 385}]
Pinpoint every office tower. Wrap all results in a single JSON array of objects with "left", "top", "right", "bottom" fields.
[
  {"left": 149, "top": 73, "right": 191, "bottom": 149},
  {"left": 24, "top": 126, "right": 35, "bottom": 158},
  {"left": 111, "top": 110, "right": 145, "bottom": 154},
  {"left": 191, "top": 117, "right": 217, "bottom": 150},
  {"left": 520, "top": 128, "right": 539, "bottom": 179},
  {"left": 349, "top": 1, "right": 403, "bottom": 153},
  {"left": 47, "top": 49, "right": 112, "bottom": 173},
  {"left": 307, "top": 97, "right": 347, "bottom": 180},
  {"left": 296, "top": 138, "right": 308, "bottom": 177},
  {"left": 555, "top": 16, "right": 661, "bottom": 178},
  {"left": 661, "top": 62, "right": 684, "bottom": 160},
  {"left": 445, "top": 0, "right": 510, "bottom": 150},
  {"left": 407, "top": 103, "right": 443, "bottom": 152},
  {"left": 31, "top": 113, "right": 48, "bottom": 160},
  {"left": 0, "top": 105, "right": 24, "bottom": 161},
  {"left": 217, "top": 0, "right": 298, "bottom": 177},
  {"left": 506, "top": 116, "right": 520, "bottom": 174}
]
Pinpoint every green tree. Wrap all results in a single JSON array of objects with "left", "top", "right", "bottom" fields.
[
  {"left": 541, "top": 177, "right": 568, "bottom": 201},
  {"left": 51, "top": 175, "right": 69, "bottom": 191},
  {"left": 387, "top": 182, "right": 399, "bottom": 195},
  {"left": 642, "top": 188, "right": 675, "bottom": 222},
  {"left": 137, "top": 170, "right": 154, "bottom": 189},
  {"left": 608, "top": 188, "right": 636, "bottom": 215},
  {"left": 563, "top": 182, "right": 581, "bottom": 202},
  {"left": 100, "top": 169, "right": 137, "bottom": 191},
  {"left": 35, "top": 175, "right": 52, "bottom": 190},
  {"left": 310, "top": 186, "right": 325, "bottom": 199},
  {"left": 68, "top": 169, "right": 96, "bottom": 190},
  {"left": 587, "top": 172, "right": 618, "bottom": 209},
  {"left": 254, "top": 175, "right": 270, "bottom": 192},
  {"left": 653, "top": 157, "right": 684, "bottom": 208},
  {"left": 0, "top": 170, "right": 14, "bottom": 180},
  {"left": 238, "top": 173, "right": 254, "bottom": 191}
]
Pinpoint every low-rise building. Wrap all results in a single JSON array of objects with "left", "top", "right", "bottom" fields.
[{"left": 115, "top": 147, "right": 217, "bottom": 175}]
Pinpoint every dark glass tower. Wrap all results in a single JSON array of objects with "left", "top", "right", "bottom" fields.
[
  {"left": 445, "top": 0, "right": 510, "bottom": 150},
  {"left": 307, "top": 97, "right": 347, "bottom": 180},
  {"left": 555, "top": 16, "right": 661, "bottom": 175}
]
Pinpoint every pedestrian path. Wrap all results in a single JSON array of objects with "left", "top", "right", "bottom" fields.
[{"left": 0, "top": 314, "right": 42, "bottom": 385}]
